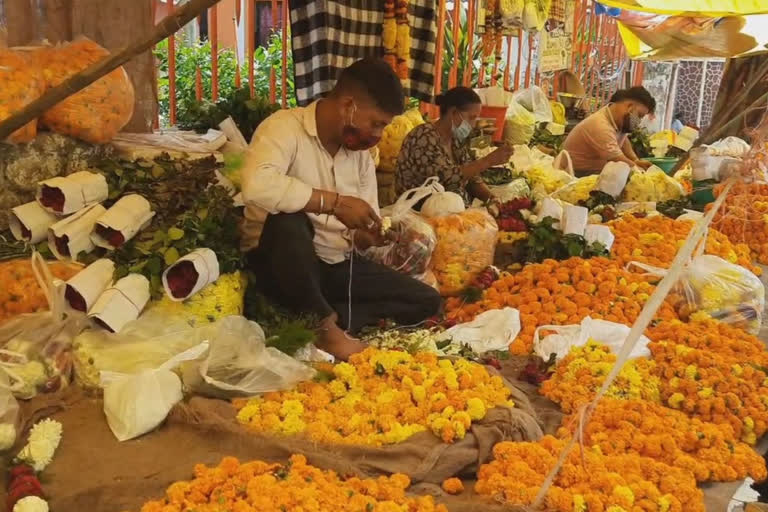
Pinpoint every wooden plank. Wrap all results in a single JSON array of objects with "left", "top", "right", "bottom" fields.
[
  {"left": 5, "top": 0, "right": 37, "bottom": 46},
  {"left": 0, "top": 0, "right": 226, "bottom": 140},
  {"left": 43, "top": 0, "right": 73, "bottom": 43}
]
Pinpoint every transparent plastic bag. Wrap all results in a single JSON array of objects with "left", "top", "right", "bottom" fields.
[
  {"left": 182, "top": 316, "right": 316, "bottom": 398},
  {"left": 428, "top": 209, "right": 499, "bottom": 296},
  {"left": 0, "top": 49, "right": 45, "bottom": 143},
  {"left": 533, "top": 316, "right": 651, "bottom": 362},
  {"left": 0, "top": 381, "right": 19, "bottom": 451},
  {"left": 503, "top": 101, "right": 536, "bottom": 146},
  {"left": 36, "top": 37, "right": 134, "bottom": 144},
  {"left": 365, "top": 178, "right": 440, "bottom": 277},
  {"left": 512, "top": 86, "right": 553, "bottom": 123}
]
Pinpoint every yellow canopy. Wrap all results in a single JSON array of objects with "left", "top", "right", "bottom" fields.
[{"left": 599, "top": 0, "right": 768, "bottom": 16}]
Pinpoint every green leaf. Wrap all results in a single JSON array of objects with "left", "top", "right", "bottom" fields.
[
  {"left": 151, "top": 165, "right": 166, "bottom": 178},
  {"left": 164, "top": 247, "right": 180, "bottom": 265},
  {"left": 167, "top": 227, "right": 185, "bottom": 240},
  {"left": 146, "top": 256, "right": 163, "bottom": 275}
]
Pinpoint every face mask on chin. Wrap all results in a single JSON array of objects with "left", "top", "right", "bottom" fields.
[{"left": 342, "top": 103, "right": 381, "bottom": 151}]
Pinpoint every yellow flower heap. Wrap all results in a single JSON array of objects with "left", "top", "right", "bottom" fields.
[
  {"left": 540, "top": 340, "right": 660, "bottom": 413},
  {"left": 135, "top": 455, "right": 448, "bottom": 512},
  {"left": 235, "top": 348, "right": 512, "bottom": 446}
]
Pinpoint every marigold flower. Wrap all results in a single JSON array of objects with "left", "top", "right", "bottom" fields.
[{"left": 441, "top": 477, "right": 464, "bottom": 495}]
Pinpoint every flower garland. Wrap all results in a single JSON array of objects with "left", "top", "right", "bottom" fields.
[
  {"left": 475, "top": 435, "right": 705, "bottom": 512},
  {"left": 608, "top": 216, "right": 759, "bottom": 275},
  {"left": 444, "top": 257, "right": 678, "bottom": 355},
  {"left": 539, "top": 340, "right": 660, "bottom": 413},
  {"left": 133, "top": 455, "right": 448, "bottom": 512},
  {"left": 6, "top": 419, "right": 63, "bottom": 512},
  {"left": 234, "top": 348, "right": 512, "bottom": 446},
  {"left": 383, "top": 0, "right": 410, "bottom": 80},
  {"left": 557, "top": 398, "right": 767, "bottom": 483}
]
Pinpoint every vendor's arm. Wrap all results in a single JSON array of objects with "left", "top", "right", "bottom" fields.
[
  {"left": 458, "top": 145, "right": 514, "bottom": 179},
  {"left": 580, "top": 125, "right": 637, "bottom": 169},
  {"left": 242, "top": 114, "right": 380, "bottom": 230},
  {"left": 621, "top": 137, "right": 652, "bottom": 169},
  {"left": 468, "top": 178, "right": 493, "bottom": 203}
]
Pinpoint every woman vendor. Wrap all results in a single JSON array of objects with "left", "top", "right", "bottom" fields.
[
  {"left": 563, "top": 86, "right": 656, "bottom": 176},
  {"left": 395, "top": 87, "right": 513, "bottom": 204}
]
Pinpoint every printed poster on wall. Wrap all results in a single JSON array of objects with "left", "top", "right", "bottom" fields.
[{"left": 539, "top": 30, "right": 571, "bottom": 73}]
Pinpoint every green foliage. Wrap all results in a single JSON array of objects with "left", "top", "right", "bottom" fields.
[
  {"left": 530, "top": 124, "right": 566, "bottom": 153},
  {"left": 629, "top": 127, "right": 653, "bottom": 159},
  {"left": 525, "top": 217, "right": 609, "bottom": 263},
  {"left": 154, "top": 31, "right": 295, "bottom": 127}
]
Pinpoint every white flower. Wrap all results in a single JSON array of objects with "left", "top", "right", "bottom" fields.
[
  {"left": 0, "top": 422, "right": 16, "bottom": 451},
  {"left": 13, "top": 496, "right": 48, "bottom": 512},
  {"left": 16, "top": 418, "right": 62, "bottom": 472}
]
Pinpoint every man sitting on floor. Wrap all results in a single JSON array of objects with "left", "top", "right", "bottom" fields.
[{"left": 240, "top": 57, "right": 442, "bottom": 360}]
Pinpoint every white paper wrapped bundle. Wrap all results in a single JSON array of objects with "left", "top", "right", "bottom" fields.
[
  {"left": 47, "top": 204, "right": 107, "bottom": 261},
  {"left": 584, "top": 224, "right": 615, "bottom": 251},
  {"left": 89, "top": 274, "right": 150, "bottom": 333},
  {"left": 91, "top": 194, "right": 155, "bottom": 250},
  {"left": 65, "top": 259, "right": 115, "bottom": 312},
  {"left": 36, "top": 171, "right": 108, "bottom": 215},
  {"left": 562, "top": 204, "right": 588, "bottom": 236},
  {"left": 537, "top": 197, "right": 563, "bottom": 226},
  {"left": 162, "top": 248, "right": 220, "bottom": 301},
  {"left": 9, "top": 201, "right": 58, "bottom": 243},
  {"left": 596, "top": 161, "right": 631, "bottom": 198}
]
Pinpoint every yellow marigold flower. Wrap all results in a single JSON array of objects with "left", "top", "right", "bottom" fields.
[
  {"left": 453, "top": 420, "right": 467, "bottom": 440},
  {"left": 745, "top": 417, "right": 755, "bottom": 430},
  {"left": 668, "top": 392, "right": 685, "bottom": 409},
  {"left": 333, "top": 362, "right": 357, "bottom": 385},
  {"left": 411, "top": 385, "right": 426, "bottom": 404},
  {"left": 327, "top": 380, "right": 347, "bottom": 399},
  {"left": 377, "top": 390, "right": 397, "bottom": 405},
  {"left": 280, "top": 414, "right": 306, "bottom": 435},
  {"left": 441, "top": 406, "right": 456, "bottom": 419},
  {"left": 280, "top": 400, "right": 304, "bottom": 418},
  {"left": 697, "top": 387, "right": 714, "bottom": 398},
  {"left": 451, "top": 411, "right": 472, "bottom": 429},
  {"left": 573, "top": 494, "right": 587, "bottom": 512},
  {"left": 441, "top": 477, "right": 464, "bottom": 495},
  {"left": 430, "top": 417, "right": 449, "bottom": 437},
  {"left": 467, "top": 398, "right": 486, "bottom": 420},
  {"left": 236, "top": 402, "right": 261, "bottom": 423},
  {"left": 658, "top": 495, "right": 673, "bottom": 512},
  {"left": 612, "top": 485, "right": 634, "bottom": 508},
  {"left": 684, "top": 365, "right": 698, "bottom": 380}
]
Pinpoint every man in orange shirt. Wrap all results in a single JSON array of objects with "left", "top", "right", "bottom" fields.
[{"left": 563, "top": 86, "right": 656, "bottom": 176}]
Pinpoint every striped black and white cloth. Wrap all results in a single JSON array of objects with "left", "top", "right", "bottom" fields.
[{"left": 289, "top": 0, "right": 437, "bottom": 106}]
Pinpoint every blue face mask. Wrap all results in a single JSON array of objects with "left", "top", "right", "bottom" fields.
[{"left": 452, "top": 113, "right": 472, "bottom": 142}]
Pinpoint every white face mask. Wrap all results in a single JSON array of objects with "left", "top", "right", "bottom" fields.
[{"left": 452, "top": 113, "right": 472, "bottom": 142}]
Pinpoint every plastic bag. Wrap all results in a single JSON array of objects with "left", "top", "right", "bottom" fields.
[
  {"left": 488, "top": 177, "right": 531, "bottom": 202},
  {"left": 36, "top": 38, "right": 134, "bottom": 144},
  {"left": 0, "top": 49, "right": 45, "bottom": 143},
  {"left": 428, "top": 209, "right": 499, "bottom": 296},
  {"left": 101, "top": 342, "right": 209, "bottom": 441},
  {"left": 622, "top": 168, "right": 684, "bottom": 202},
  {"left": 438, "top": 308, "right": 520, "bottom": 353},
  {"left": 503, "top": 101, "right": 536, "bottom": 146},
  {"left": 533, "top": 316, "right": 651, "bottom": 362},
  {"left": 552, "top": 174, "right": 599, "bottom": 204},
  {"left": 596, "top": 161, "right": 631, "bottom": 198},
  {"left": 182, "top": 316, "right": 316, "bottom": 398},
  {"left": 0, "top": 253, "right": 89, "bottom": 398},
  {"left": 0, "top": 382, "right": 19, "bottom": 451},
  {"left": 512, "top": 86, "right": 553, "bottom": 123},
  {"left": 365, "top": 178, "right": 440, "bottom": 277}
]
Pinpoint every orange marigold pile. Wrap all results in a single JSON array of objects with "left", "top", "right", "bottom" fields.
[
  {"left": 608, "top": 215, "right": 759, "bottom": 275},
  {"left": 648, "top": 319, "right": 768, "bottom": 444},
  {"left": 557, "top": 398, "right": 767, "bottom": 483},
  {"left": 444, "top": 257, "right": 678, "bottom": 355},
  {"left": 132, "top": 455, "right": 448, "bottom": 512},
  {"left": 0, "top": 258, "right": 82, "bottom": 324},
  {"left": 475, "top": 435, "right": 704, "bottom": 512},
  {"left": 710, "top": 182, "right": 768, "bottom": 264}
]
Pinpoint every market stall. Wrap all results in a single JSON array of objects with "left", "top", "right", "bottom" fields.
[{"left": 3, "top": 0, "right": 768, "bottom": 511}]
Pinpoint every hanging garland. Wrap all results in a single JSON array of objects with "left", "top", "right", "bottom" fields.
[{"left": 383, "top": 0, "right": 410, "bottom": 80}]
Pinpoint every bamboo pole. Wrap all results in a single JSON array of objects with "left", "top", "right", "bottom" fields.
[
  {"left": 433, "top": 0, "right": 447, "bottom": 98},
  {"left": 462, "top": 0, "right": 475, "bottom": 87},
  {"left": 449, "top": 1, "right": 461, "bottom": 88},
  {"left": 211, "top": 4, "right": 219, "bottom": 101},
  {"left": 514, "top": 29, "right": 522, "bottom": 89},
  {"left": 504, "top": 35, "right": 512, "bottom": 90},
  {"left": 0, "top": 0, "right": 226, "bottom": 141}
]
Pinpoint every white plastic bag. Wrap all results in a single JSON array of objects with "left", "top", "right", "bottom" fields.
[
  {"left": 365, "top": 178, "right": 440, "bottom": 277},
  {"left": 488, "top": 178, "right": 531, "bottom": 202},
  {"left": 597, "top": 161, "right": 631, "bottom": 198},
  {"left": 182, "top": 316, "right": 316, "bottom": 398},
  {"left": 0, "top": 382, "right": 19, "bottom": 451},
  {"left": 533, "top": 316, "right": 651, "bottom": 362},
  {"left": 421, "top": 192, "right": 466, "bottom": 217},
  {"left": 438, "top": 308, "right": 520, "bottom": 354},
  {"left": 512, "top": 86, "right": 553, "bottom": 123},
  {"left": 503, "top": 101, "right": 536, "bottom": 146},
  {"left": 101, "top": 342, "right": 209, "bottom": 442},
  {"left": 553, "top": 150, "right": 574, "bottom": 177}
]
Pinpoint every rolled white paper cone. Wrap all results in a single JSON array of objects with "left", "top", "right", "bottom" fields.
[
  {"left": 36, "top": 171, "right": 108, "bottom": 215},
  {"left": 562, "top": 204, "right": 588, "bottom": 236},
  {"left": 162, "top": 248, "right": 220, "bottom": 302},
  {"left": 88, "top": 274, "right": 150, "bottom": 334},
  {"left": 537, "top": 197, "right": 563, "bottom": 225},
  {"left": 9, "top": 201, "right": 58, "bottom": 243},
  {"left": 47, "top": 204, "right": 107, "bottom": 261},
  {"left": 65, "top": 258, "right": 115, "bottom": 312},
  {"left": 91, "top": 194, "right": 155, "bottom": 250},
  {"left": 596, "top": 161, "right": 631, "bottom": 198},
  {"left": 584, "top": 224, "right": 615, "bottom": 251}
]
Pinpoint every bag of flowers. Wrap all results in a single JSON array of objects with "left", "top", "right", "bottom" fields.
[
  {"left": 0, "top": 49, "right": 45, "bottom": 143},
  {"left": 428, "top": 208, "right": 499, "bottom": 296},
  {"left": 36, "top": 37, "right": 134, "bottom": 144}
]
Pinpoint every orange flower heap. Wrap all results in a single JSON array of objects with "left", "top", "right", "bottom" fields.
[
  {"left": 475, "top": 435, "right": 704, "bottom": 512},
  {"left": 609, "top": 215, "right": 758, "bottom": 275},
  {"left": 134, "top": 455, "right": 448, "bottom": 512},
  {"left": 445, "top": 257, "right": 677, "bottom": 354},
  {"left": 557, "top": 398, "right": 767, "bottom": 483},
  {"left": 540, "top": 340, "right": 660, "bottom": 413},
  {"left": 711, "top": 183, "right": 768, "bottom": 264},
  {"left": 234, "top": 348, "right": 512, "bottom": 446},
  {"left": 648, "top": 320, "right": 768, "bottom": 444}
]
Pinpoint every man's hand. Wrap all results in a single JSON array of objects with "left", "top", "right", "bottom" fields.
[
  {"left": 354, "top": 228, "right": 395, "bottom": 250},
  {"left": 635, "top": 159, "right": 653, "bottom": 170},
  {"left": 333, "top": 195, "right": 380, "bottom": 231},
  {"left": 486, "top": 144, "right": 514, "bottom": 167}
]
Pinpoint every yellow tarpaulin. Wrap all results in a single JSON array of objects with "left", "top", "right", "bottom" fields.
[{"left": 599, "top": 0, "right": 768, "bottom": 16}]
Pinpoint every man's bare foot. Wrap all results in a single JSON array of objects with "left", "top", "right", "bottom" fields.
[{"left": 316, "top": 315, "right": 367, "bottom": 361}]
